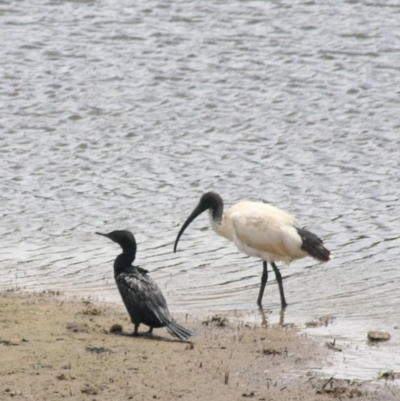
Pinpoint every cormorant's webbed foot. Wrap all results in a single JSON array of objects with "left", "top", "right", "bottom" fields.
[{"left": 131, "top": 325, "right": 154, "bottom": 337}]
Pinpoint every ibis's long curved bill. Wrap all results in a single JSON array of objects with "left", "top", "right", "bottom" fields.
[{"left": 173, "top": 203, "right": 209, "bottom": 253}]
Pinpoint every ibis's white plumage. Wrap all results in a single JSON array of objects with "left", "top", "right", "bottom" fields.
[
  {"left": 211, "top": 201, "right": 308, "bottom": 264},
  {"left": 174, "top": 192, "right": 332, "bottom": 308}
]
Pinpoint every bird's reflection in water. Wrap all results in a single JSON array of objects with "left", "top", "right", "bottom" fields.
[
  {"left": 258, "top": 306, "right": 269, "bottom": 327},
  {"left": 257, "top": 306, "right": 286, "bottom": 327},
  {"left": 279, "top": 308, "right": 286, "bottom": 327}
]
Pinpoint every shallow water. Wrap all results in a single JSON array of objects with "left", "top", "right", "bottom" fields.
[{"left": 1, "top": 0, "right": 400, "bottom": 381}]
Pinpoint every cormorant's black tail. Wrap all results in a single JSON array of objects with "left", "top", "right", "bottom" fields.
[
  {"left": 297, "top": 228, "right": 332, "bottom": 262},
  {"left": 165, "top": 320, "right": 195, "bottom": 341}
]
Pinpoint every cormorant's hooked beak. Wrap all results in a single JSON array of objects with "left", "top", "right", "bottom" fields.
[
  {"left": 173, "top": 202, "right": 209, "bottom": 253},
  {"left": 96, "top": 232, "right": 115, "bottom": 243},
  {"left": 96, "top": 232, "right": 109, "bottom": 238}
]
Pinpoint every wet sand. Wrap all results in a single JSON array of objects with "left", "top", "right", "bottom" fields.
[{"left": 0, "top": 291, "right": 398, "bottom": 400}]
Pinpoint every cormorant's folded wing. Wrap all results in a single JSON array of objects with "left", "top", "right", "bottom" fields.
[{"left": 116, "top": 271, "right": 171, "bottom": 325}]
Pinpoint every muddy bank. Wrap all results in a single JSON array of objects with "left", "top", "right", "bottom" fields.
[{"left": 0, "top": 292, "right": 398, "bottom": 400}]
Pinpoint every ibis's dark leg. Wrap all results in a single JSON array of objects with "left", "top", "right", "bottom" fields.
[
  {"left": 257, "top": 261, "right": 268, "bottom": 307},
  {"left": 147, "top": 327, "right": 153, "bottom": 334},
  {"left": 271, "top": 262, "right": 287, "bottom": 309}
]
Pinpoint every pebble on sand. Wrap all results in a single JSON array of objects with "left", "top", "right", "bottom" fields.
[{"left": 367, "top": 331, "right": 390, "bottom": 341}]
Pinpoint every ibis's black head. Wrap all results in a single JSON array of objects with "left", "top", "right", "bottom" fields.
[
  {"left": 96, "top": 230, "right": 137, "bottom": 254},
  {"left": 173, "top": 191, "right": 223, "bottom": 253}
]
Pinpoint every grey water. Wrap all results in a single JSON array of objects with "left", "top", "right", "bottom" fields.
[{"left": 1, "top": 0, "right": 400, "bottom": 381}]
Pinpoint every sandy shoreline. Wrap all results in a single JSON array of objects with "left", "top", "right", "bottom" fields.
[{"left": 0, "top": 291, "right": 398, "bottom": 400}]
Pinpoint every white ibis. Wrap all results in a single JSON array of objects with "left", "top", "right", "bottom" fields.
[
  {"left": 97, "top": 230, "right": 195, "bottom": 340},
  {"left": 173, "top": 192, "right": 332, "bottom": 308}
]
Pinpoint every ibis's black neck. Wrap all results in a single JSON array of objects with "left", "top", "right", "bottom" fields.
[
  {"left": 113, "top": 242, "right": 137, "bottom": 278},
  {"left": 203, "top": 191, "right": 224, "bottom": 223}
]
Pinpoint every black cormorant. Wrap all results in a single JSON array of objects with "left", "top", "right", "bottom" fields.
[{"left": 97, "top": 230, "right": 194, "bottom": 340}]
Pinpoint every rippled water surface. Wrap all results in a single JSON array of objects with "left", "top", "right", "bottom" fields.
[{"left": 1, "top": 0, "right": 400, "bottom": 381}]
